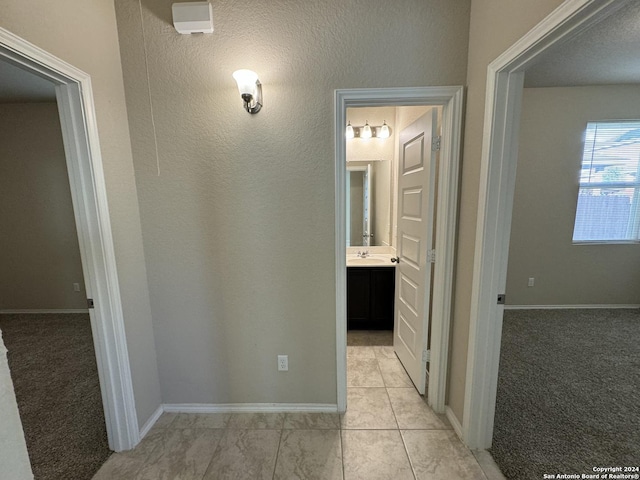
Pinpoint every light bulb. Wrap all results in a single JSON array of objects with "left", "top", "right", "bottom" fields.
[
  {"left": 346, "top": 121, "right": 355, "bottom": 139},
  {"left": 379, "top": 121, "right": 390, "bottom": 139},
  {"left": 362, "top": 121, "right": 372, "bottom": 139}
]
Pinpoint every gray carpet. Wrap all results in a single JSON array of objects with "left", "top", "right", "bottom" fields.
[
  {"left": 0, "top": 313, "right": 112, "bottom": 480},
  {"left": 491, "top": 309, "right": 640, "bottom": 479}
]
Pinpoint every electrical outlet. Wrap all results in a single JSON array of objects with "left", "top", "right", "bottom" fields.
[
  {"left": 277, "top": 355, "right": 288, "bottom": 371},
  {"left": 528, "top": 277, "right": 535, "bottom": 287},
  {"left": 73, "top": 283, "right": 81, "bottom": 292}
]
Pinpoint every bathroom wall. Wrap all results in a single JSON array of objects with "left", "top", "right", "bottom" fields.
[
  {"left": 0, "top": 103, "right": 87, "bottom": 311},
  {"left": 115, "top": 0, "right": 471, "bottom": 406},
  {"left": 0, "top": 0, "right": 162, "bottom": 428}
]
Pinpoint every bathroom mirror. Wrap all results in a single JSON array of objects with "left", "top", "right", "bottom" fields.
[{"left": 346, "top": 161, "right": 392, "bottom": 247}]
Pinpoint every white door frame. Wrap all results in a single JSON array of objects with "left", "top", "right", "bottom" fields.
[
  {"left": 346, "top": 165, "right": 369, "bottom": 248},
  {"left": 463, "top": 0, "right": 630, "bottom": 449},
  {"left": 0, "top": 28, "right": 140, "bottom": 451},
  {"left": 335, "top": 86, "right": 464, "bottom": 413}
]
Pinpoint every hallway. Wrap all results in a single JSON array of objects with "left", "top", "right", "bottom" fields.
[{"left": 93, "top": 340, "right": 498, "bottom": 479}]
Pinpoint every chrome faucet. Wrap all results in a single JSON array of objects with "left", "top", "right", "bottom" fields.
[{"left": 357, "top": 250, "right": 370, "bottom": 258}]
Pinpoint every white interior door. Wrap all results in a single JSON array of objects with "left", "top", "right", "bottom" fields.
[{"left": 394, "top": 109, "right": 437, "bottom": 394}]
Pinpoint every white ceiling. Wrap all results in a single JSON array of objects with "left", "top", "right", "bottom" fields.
[
  {"left": 0, "top": 59, "right": 56, "bottom": 103},
  {"left": 525, "top": 1, "right": 640, "bottom": 87}
]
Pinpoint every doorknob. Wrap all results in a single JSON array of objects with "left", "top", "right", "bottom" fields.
[{"left": 391, "top": 257, "right": 400, "bottom": 263}]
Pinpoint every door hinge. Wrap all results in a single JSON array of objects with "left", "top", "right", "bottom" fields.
[
  {"left": 87, "top": 298, "right": 95, "bottom": 309},
  {"left": 497, "top": 294, "right": 506, "bottom": 305},
  {"left": 431, "top": 135, "right": 441, "bottom": 152},
  {"left": 422, "top": 349, "right": 431, "bottom": 362},
  {"left": 427, "top": 249, "right": 436, "bottom": 263}
]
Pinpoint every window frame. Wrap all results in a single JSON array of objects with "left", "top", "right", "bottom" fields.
[{"left": 572, "top": 119, "right": 640, "bottom": 245}]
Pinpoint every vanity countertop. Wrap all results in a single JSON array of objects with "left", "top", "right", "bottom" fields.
[{"left": 346, "top": 253, "right": 397, "bottom": 267}]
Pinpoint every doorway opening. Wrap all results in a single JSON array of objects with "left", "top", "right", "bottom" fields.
[
  {"left": 346, "top": 105, "right": 440, "bottom": 393},
  {"left": 335, "top": 87, "right": 464, "bottom": 422},
  {"left": 463, "top": 0, "right": 632, "bottom": 451},
  {"left": 0, "top": 65, "right": 112, "bottom": 477},
  {"left": 0, "top": 28, "right": 139, "bottom": 452}
]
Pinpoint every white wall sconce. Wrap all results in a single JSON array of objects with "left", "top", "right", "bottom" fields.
[
  {"left": 232, "top": 69, "right": 262, "bottom": 114},
  {"left": 346, "top": 120, "right": 392, "bottom": 139}
]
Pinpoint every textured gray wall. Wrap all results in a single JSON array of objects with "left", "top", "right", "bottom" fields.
[
  {"left": 506, "top": 86, "right": 640, "bottom": 306},
  {"left": 0, "top": 103, "right": 86, "bottom": 311},
  {"left": 115, "top": 0, "right": 471, "bottom": 405}
]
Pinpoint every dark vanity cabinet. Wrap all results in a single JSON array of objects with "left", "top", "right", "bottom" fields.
[{"left": 347, "top": 267, "right": 395, "bottom": 330}]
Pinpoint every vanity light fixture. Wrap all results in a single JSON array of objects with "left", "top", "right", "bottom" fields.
[
  {"left": 345, "top": 121, "right": 392, "bottom": 139},
  {"left": 361, "top": 121, "right": 372, "bottom": 139},
  {"left": 232, "top": 69, "right": 262, "bottom": 114}
]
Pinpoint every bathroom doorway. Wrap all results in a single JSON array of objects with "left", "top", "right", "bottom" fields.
[
  {"left": 335, "top": 87, "right": 464, "bottom": 422},
  {"left": 346, "top": 105, "right": 439, "bottom": 395}
]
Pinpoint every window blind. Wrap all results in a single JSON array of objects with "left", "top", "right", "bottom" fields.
[{"left": 572, "top": 121, "right": 640, "bottom": 243}]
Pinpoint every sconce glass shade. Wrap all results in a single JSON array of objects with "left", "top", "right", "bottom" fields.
[
  {"left": 233, "top": 69, "right": 259, "bottom": 96},
  {"left": 232, "top": 69, "right": 262, "bottom": 114},
  {"left": 378, "top": 121, "right": 390, "bottom": 139},
  {"left": 346, "top": 122, "right": 355, "bottom": 139},
  {"left": 361, "top": 121, "right": 372, "bottom": 139}
]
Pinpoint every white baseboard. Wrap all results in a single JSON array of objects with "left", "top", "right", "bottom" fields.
[
  {"left": 472, "top": 450, "right": 507, "bottom": 480},
  {"left": 139, "top": 405, "right": 164, "bottom": 440},
  {"left": 446, "top": 406, "right": 464, "bottom": 439},
  {"left": 0, "top": 309, "right": 90, "bottom": 314},
  {"left": 504, "top": 304, "right": 640, "bottom": 310},
  {"left": 162, "top": 403, "right": 339, "bottom": 414}
]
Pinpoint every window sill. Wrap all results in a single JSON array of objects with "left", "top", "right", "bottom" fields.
[{"left": 572, "top": 240, "right": 640, "bottom": 245}]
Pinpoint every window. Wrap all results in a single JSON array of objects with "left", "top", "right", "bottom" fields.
[{"left": 572, "top": 121, "right": 640, "bottom": 243}]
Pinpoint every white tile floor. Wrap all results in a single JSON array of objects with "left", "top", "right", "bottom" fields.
[{"left": 93, "top": 344, "right": 504, "bottom": 480}]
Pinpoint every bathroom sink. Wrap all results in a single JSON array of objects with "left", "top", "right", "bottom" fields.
[
  {"left": 350, "top": 257, "right": 385, "bottom": 265},
  {"left": 347, "top": 255, "right": 394, "bottom": 266}
]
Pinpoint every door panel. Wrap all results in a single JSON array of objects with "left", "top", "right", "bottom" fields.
[
  {"left": 397, "top": 312, "right": 417, "bottom": 352},
  {"left": 347, "top": 268, "right": 370, "bottom": 325},
  {"left": 393, "top": 109, "right": 437, "bottom": 394},
  {"left": 402, "top": 188, "right": 423, "bottom": 220},
  {"left": 399, "top": 233, "right": 421, "bottom": 267},
  {"left": 399, "top": 275, "right": 419, "bottom": 314},
  {"left": 371, "top": 268, "right": 395, "bottom": 327},
  {"left": 402, "top": 136, "right": 425, "bottom": 173}
]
